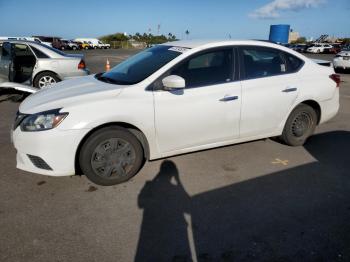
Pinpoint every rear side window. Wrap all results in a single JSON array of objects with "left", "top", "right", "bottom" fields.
[
  {"left": 170, "top": 48, "right": 233, "bottom": 88},
  {"left": 284, "top": 53, "right": 303, "bottom": 73},
  {"left": 241, "top": 47, "right": 287, "bottom": 79},
  {"left": 30, "top": 46, "right": 49, "bottom": 58}
]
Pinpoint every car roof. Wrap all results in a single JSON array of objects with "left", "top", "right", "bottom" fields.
[
  {"left": 162, "top": 39, "right": 288, "bottom": 49},
  {"left": 0, "top": 39, "right": 67, "bottom": 58}
]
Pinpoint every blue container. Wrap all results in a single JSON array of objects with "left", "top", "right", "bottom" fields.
[{"left": 269, "top": 24, "right": 290, "bottom": 44}]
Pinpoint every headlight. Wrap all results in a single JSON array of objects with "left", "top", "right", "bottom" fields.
[{"left": 20, "top": 109, "right": 68, "bottom": 132}]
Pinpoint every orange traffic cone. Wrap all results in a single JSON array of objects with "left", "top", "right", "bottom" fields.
[{"left": 106, "top": 59, "right": 111, "bottom": 71}]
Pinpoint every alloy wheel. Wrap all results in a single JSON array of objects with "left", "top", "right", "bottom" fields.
[{"left": 38, "top": 76, "right": 57, "bottom": 88}]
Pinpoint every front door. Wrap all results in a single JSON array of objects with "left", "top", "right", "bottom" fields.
[{"left": 154, "top": 47, "right": 241, "bottom": 154}]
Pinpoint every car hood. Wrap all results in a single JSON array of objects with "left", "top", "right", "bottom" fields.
[{"left": 19, "top": 75, "right": 123, "bottom": 114}]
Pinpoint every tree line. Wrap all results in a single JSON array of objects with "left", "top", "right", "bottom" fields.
[{"left": 99, "top": 32, "right": 178, "bottom": 46}]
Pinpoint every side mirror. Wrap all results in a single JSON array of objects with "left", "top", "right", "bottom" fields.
[{"left": 162, "top": 75, "right": 185, "bottom": 90}]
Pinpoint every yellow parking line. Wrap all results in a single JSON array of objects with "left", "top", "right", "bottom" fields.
[{"left": 271, "top": 158, "right": 289, "bottom": 166}]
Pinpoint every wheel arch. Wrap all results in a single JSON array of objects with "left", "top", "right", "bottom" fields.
[
  {"left": 74, "top": 122, "right": 150, "bottom": 175},
  {"left": 300, "top": 100, "right": 321, "bottom": 124},
  {"left": 33, "top": 70, "right": 61, "bottom": 85}
]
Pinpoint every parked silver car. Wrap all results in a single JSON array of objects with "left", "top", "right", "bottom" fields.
[{"left": 0, "top": 40, "right": 89, "bottom": 90}]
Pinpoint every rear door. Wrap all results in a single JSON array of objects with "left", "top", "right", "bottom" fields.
[
  {"left": 238, "top": 46, "right": 303, "bottom": 138},
  {"left": 0, "top": 42, "right": 14, "bottom": 83}
]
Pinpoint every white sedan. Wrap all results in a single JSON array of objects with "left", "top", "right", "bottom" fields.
[
  {"left": 333, "top": 50, "right": 350, "bottom": 71},
  {"left": 12, "top": 40, "right": 340, "bottom": 185},
  {"left": 307, "top": 44, "right": 333, "bottom": 53}
]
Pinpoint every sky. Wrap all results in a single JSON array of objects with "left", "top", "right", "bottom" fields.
[{"left": 0, "top": 0, "right": 349, "bottom": 40}]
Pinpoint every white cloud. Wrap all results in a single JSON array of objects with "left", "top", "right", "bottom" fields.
[{"left": 250, "top": 0, "right": 325, "bottom": 19}]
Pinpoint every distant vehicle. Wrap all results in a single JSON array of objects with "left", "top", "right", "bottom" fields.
[
  {"left": 341, "top": 44, "right": 350, "bottom": 51},
  {"left": 291, "top": 44, "right": 308, "bottom": 53},
  {"left": 101, "top": 42, "right": 111, "bottom": 49},
  {"left": 75, "top": 41, "right": 91, "bottom": 50},
  {"left": 11, "top": 40, "right": 340, "bottom": 186},
  {"left": 307, "top": 43, "right": 333, "bottom": 53},
  {"left": 61, "top": 40, "right": 79, "bottom": 50},
  {"left": 52, "top": 39, "right": 69, "bottom": 50},
  {"left": 75, "top": 38, "right": 105, "bottom": 49},
  {"left": 324, "top": 44, "right": 342, "bottom": 54},
  {"left": 333, "top": 50, "right": 350, "bottom": 71},
  {"left": 0, "top": 40, "right": 89, "bottom": 90},
  {"left": 32, "top": 36, "right": 63, "bottom": 47}
]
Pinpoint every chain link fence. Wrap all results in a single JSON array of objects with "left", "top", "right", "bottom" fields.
[{"left": 109, "top": 41, "right": 146, "bottom": 49}]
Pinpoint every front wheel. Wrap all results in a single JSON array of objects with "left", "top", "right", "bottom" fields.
[
  {"left": 79, "top": 126, "right": 144, "bottom": 186},
  {"left": 280, "top": 104, "right": 317, "bottom": 146}
]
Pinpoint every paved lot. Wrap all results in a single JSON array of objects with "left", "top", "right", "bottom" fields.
[{"left": 0, "top": 50, "right": 350, "bottom": 262}]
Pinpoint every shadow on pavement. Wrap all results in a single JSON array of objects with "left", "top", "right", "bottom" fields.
[{"left": 136, "top": 131, "right": 350, "bottom": 261}]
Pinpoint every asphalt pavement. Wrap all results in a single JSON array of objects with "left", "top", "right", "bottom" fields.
[{"left": 0, "top": 49, "right": 349, "bottom": 262}]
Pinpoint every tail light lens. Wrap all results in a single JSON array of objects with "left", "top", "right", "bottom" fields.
[
  {"left": 78, "top": 59, "right": 86, "bottom": 70},
  {"left": 329, "top": 74, "right": 341, "bottom": 87}
]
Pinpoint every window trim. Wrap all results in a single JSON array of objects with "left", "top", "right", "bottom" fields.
[
  {"left": 237, "top": 45, "right": 304, "bottom": 81},
  {"left": 28, "top": 45, "right": 50, "bottom": 59},
  {"left": 149, "top": 46, "right": 237, "bottom": 91}
]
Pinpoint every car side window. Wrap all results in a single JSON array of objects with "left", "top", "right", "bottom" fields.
[
  {"left": 30, "top": 46, "right": 50, "bottom": 58},
  {"left": 241, "top": 47, "right": 287, "bottom": 79},
  {"left": 169, "top": 48, "right": 233, "bottom": 88},
  {"left": 284, "top": 53, "right": 304, "bottom": 73}
]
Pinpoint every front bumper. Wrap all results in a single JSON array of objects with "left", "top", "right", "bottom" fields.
[{"left": 12, "top": 127, "right": 91, "bottom": 176}]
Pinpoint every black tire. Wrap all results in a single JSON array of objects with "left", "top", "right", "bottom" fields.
[
  {"left": 79, "top": 126, "right": 144, "bottom": 186},
  {"left": 280, "top": 104, "right": 317, "bottom": 146},
  {"left": 72, "top": 46, "right": 77, "bottom": 50},
  {"left": 33, "top": 72, "right": 60, "bottom": 89}
]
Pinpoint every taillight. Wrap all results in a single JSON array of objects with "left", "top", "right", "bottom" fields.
[
  {"left": 329, "top": 74, "right": 341, "bottom": 87},
  {"left": 78, "top": 59, "right": 86, "bottom": 70}
]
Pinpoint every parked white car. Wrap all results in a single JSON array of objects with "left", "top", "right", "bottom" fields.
[
  {"left": 307, "top": 43, "right": 333, "bottom": 53},
  {"left": 75, "top": 38, "right": 106, "bottom": 49},
  {"left": 12, "top": 40, "right": 340, "bottom": 185},
  {"left": 333, "top": 50, "right": 350, "bottom": 71}
]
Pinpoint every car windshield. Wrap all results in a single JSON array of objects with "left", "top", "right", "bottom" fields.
[{"left": 98, "top": 45, "right": 184, "bottom": 85}]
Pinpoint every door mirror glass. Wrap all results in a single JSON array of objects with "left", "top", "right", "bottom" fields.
[{"left": 162, "top": 75, "right": 185, "bottom": 90}]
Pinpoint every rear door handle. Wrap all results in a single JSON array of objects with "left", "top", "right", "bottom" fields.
[
  {"left": 282, "top": 87, "right": 297, "bottom": 93},
  {"left": 219, "top": 95, "right": 239, "bottom": 102}
]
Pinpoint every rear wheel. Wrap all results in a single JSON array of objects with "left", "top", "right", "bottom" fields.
[
  {"left": 79, "top": 126, "right": 144, "bottom": 186},
  {"left": 34, "top": 72, "right": 60, "bottom": 89},
  {"left": 280, "top": 104, "right": 317, "bottom": 146}
]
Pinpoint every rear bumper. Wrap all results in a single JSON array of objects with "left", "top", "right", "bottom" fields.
[
  {"left": 319, "top": 89, "right": 339, "bottom": 124},
  {"left": 61, "top": 69, "right": 90, "bottom": 80}
]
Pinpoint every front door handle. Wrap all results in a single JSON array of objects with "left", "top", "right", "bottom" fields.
[
  {"left": 219, "top": 95, "right": 239, "bottom": 102},
  {"left": 282, "top": 87, "right": 297, "bottom": 93}
]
